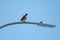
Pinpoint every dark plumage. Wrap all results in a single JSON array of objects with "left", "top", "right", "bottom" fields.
[
  {"left": 40, "top": 21, "right": 43, "bottom": 23},
  {"left": 20, "top": 13, "right": 28, "bottom": 22}
]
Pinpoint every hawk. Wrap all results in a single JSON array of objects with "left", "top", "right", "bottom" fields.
[{"left": 20, "top": 13, "right": 28, "bottom": 22}]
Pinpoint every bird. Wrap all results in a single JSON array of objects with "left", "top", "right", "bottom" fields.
[
  {"left": 40, "top": 21, "right": 43, "bottom": 23},
  {"left": 20, "top": 13, "right": 28, "bottom": 22}
]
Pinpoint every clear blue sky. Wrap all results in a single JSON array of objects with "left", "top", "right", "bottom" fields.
[{"left": 0, "top": 0, "right": 60, "bottom": 40}]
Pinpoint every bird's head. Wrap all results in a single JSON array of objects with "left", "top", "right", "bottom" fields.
[{"left": 25, "top": 13, "right": 28, "bottom": 16}]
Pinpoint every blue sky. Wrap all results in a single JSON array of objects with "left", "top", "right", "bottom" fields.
[{"left": 0, "top": 0, "right": 60, "bottom": 40}]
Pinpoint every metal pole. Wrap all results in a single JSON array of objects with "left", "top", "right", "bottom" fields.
[{"left": 0, "top": 22, "right": 56, "bottom": 29}]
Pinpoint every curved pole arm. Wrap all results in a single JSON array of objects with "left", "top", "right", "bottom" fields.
[{"left": 0, "top": 22, "right": 56, "bottom": 29}]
